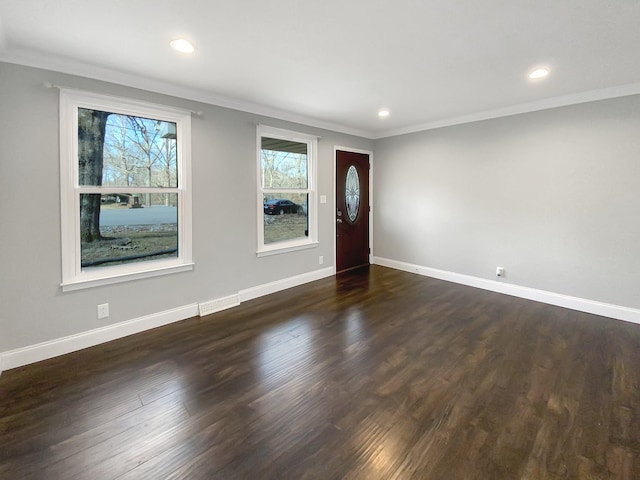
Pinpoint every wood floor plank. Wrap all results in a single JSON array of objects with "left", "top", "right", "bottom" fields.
[{"left": 1, "top": 266, "right": 639, "bottom": 479}]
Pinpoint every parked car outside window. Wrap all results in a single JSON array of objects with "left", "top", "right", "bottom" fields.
[{"left": 264, "top": 199, "right": 298, "bottom": 215}]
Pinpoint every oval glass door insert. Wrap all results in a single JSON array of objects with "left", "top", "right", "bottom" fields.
[{"left": 345, "top": 165, "right": 360, "bottom": 222}]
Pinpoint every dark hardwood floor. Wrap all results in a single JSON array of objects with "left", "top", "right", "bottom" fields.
[{"left": 1, "top": 266, "right": 639, "bottom": 479}]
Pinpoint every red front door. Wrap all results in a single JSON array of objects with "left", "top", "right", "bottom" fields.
[{"left": 336, "top": 150, "right": 370, "bottom": 272}]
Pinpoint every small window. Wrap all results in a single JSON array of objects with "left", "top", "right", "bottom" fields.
[
  {"left": 60, "top": 90, "right": 193, "bottom": 291},
  {"left": 257, "top": 126, "right": 318, "bottom": 255}
]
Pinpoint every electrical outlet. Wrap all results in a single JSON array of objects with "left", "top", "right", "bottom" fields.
[
  {"left": 319, "top": 255, "right": 324, "bottom": 265},
  {"left": 496, "top": 267, "right": 505, "bottom": 278},
  {"left": 97, "top": 303, "right": 109, "bottom": 319}
]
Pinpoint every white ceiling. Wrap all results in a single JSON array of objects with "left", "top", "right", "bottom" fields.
[{"left": 1, "top": 0, "right": 640, "bottom": 138}]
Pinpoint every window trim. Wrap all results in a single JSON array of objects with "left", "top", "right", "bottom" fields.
[
  {"left": 256, "top": 125, "right": 318, "bottom": 256},
  {"left": 59, "top": 89, "right": 193, "bottom": 292}
]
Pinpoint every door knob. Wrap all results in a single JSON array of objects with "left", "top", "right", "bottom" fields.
[{"left": 337, "top": 218, "right": 343, "bottom": 223}]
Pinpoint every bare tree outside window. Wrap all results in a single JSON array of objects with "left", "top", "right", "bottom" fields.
[
  {"left": 60, "top": 90, "right": 192, "bottom": 290},
  {"left": 78, "top": 108, "right": 179, "bottom": 267},
  {"left": 78, "top": 108, "right": 110, "bottom": 243}
]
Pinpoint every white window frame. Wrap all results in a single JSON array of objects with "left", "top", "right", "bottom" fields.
[
  {"left": 59, "top": 89, "right": 193, "bottom": 292},
  {"left": 257, "top": 125, "right": 318, "bottom": 256}
]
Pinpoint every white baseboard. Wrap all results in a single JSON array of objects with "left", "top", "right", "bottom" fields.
[
  {"left": 239, "top": 266, "right": 335, "bottom": 302},
  {"left": 0, "top": 267, "right": 337, "bottom": 374},
  {"left": 7, "top": 259, "right": 631, "bottom": 375},
  {"left": 0, "top": 304, "right": 199, "bottom": 374},
  {"left": 373, "top": 256, "right": 640, "bottom": 325}
]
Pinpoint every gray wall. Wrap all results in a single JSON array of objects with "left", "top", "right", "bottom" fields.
[
  {"left": 3, "top": 60, "right": 638, "bottom": 355},
  {"left": 0, "top": 62, "right": 372, "bottom": 353},
  {"left": 373, "top": 96, "right": 640, "bottom": 309}
]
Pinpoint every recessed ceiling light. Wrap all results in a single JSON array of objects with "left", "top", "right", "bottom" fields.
[
  {"left": 378, "top": 109, "right": 390, "bottom": 118},
  {"left": 529, "top": 68, "right": 550, "bottom": 79},
  {"left": 170, "top": 38, "right": 195, "bottom": 54}
]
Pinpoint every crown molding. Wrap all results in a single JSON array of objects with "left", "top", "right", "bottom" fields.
[
  {"left": 373, "top": 82, "right": 640, "bottom": 139},
  {"left": 0, "top": 48, "right": 375, "bottom": 139},
  {"left": 3, "top": 47, "right": 640, "bottom": 141}
]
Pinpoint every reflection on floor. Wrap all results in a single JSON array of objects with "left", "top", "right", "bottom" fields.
[{"left": 1, "top": 266, "right": 639, "bottom": 479}]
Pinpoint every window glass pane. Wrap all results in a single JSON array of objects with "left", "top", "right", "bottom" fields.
[
  {"left": 260, "top": 137, "right": 308, "bottom": 189},
  {"left": 263, "top": 193, "right": 308, "bottom": 244},
  {"left": 78, "top": 108, "right": 178, "bottom": 188},
  {"left": 80, "top": 193, "right": 178, "bottom": 268}
]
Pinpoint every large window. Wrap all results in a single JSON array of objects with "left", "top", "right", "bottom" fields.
[
  {"left": 257, "top": 126, "right": 318, "bottom": 255},
  {"left": 60, "top": 90, "right": 192, "bottom": 291}
]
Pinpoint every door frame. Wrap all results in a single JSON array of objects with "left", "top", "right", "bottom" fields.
[{"left": 333, "top": 146, "right": 374, "bottom": 272}]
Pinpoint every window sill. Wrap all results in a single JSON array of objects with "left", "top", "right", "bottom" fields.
[
  {"left": 257, "top": 241, "right": 318, "bottom": 257},
  {"left": 61, "top": 262, "right": 194, "bottom": 292}
]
